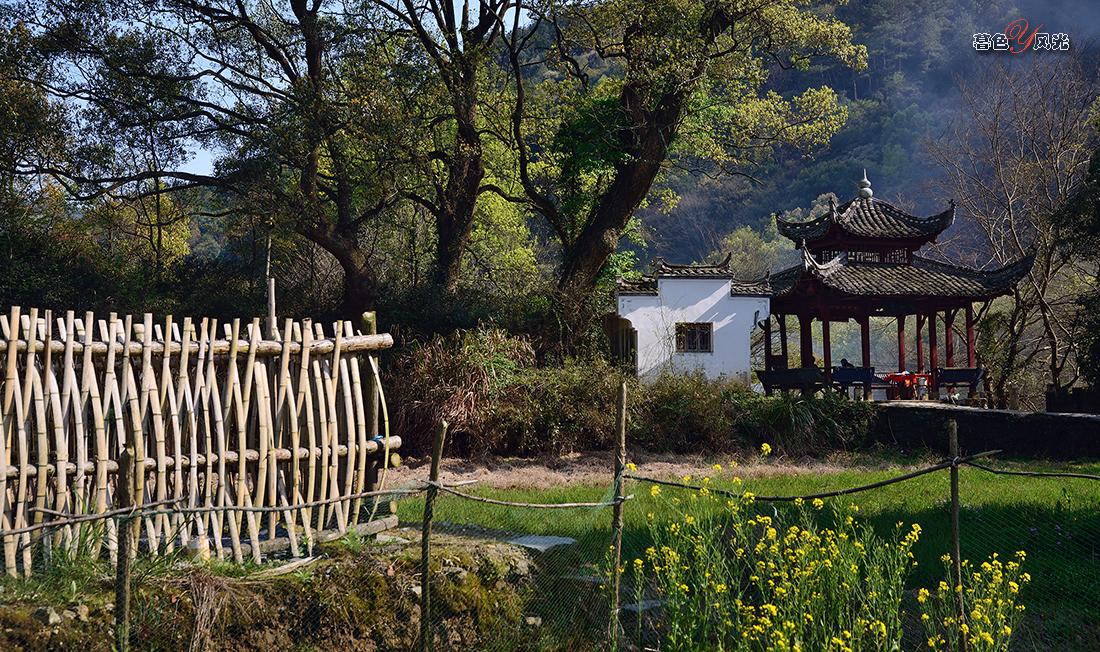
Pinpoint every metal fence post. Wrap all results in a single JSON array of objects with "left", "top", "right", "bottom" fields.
[
  {"left": 420, "top": 421, "right": 447, "bottom": 652},
  {"left": 949, "top": 420, "right": 969, "bottom": 651},
  {"left": 116, "top": 444, "right": 136, "bottom": 652},
  {"left": 610, "top": 381, "right": 627, "bottom": 647}
]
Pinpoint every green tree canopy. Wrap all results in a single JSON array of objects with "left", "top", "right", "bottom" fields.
[{"left": 502, "top": 0, "right": 866, "bottom": 313}]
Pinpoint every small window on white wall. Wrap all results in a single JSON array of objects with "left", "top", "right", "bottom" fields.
[{"left": 675, "top": 322, "right": 713, "bottom": 353}]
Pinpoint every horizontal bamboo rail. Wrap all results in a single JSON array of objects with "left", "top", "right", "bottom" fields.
[
  {"left": 0, "top": 306, "right": 398, "bottom": 576},
  {"left": 2, "top": 438, "right": 403, "bottom": 478}
]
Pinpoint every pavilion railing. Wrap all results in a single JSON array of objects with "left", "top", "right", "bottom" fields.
[{"left": 0, "top": 306, "right": 396, "bottom": 576}]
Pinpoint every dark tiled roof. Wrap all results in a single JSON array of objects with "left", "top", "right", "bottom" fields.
[
  {"left": 771, "top": 252, "right": 1034, "bottom": 299},
  {"left": 616, "top": 276, "right": 658, "bottom": 295},
  {"left": 776, "top": 197, "right": 954, "bottom": 244},
  {"left": 652, "top": 253, "right": 736, "bottom": 278},
  {"left": 616, "top": 254, "right": 771, "bottom": 296},
  {"left": 729, "top": 278, "right": 773, "bottom": 296},
  {"left": 768, "top": 265, "right": 803, "bottom": 297}
]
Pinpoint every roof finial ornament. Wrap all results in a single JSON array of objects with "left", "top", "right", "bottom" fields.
[{"left": 857, "top": 169, "right": 873, "bottom": 199}]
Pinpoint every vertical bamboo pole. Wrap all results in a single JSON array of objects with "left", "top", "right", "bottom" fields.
[
  {"left": 209, "top": 319, "right": 242, "bottom": 562},
  {"left": 239, "top": 320, "right": 264, "bottom": 550},
  {"left": 140, "top": 313, "right": 169, "bottom": 552},
  {"left": 337, "top": 352, "right": 356, "bottom": 526},
  {"left": 58, "top": 311, "right": 79, "bottom": 550},
  {"left": 200, "top": 319, "right": 228, "bottom": 559},
  {"left": 162, "top": 315, "right": 185, "bottom": 548},
  {"left": 267, "top": 277, "right": 276, "bottom": 340},
  {"left": 297, "top": 322, "right": 317, "bottom": 551},
  {"left": 348, "top": 319, "right": 369, "bottom": 524},
  {"left": 274, "top": 318, "right": 300, "bottom": 554},
  {"left": 43, "top": 311, "right": 68, "bottom": 560},
  {"left": 2, "top": 306, "right": 21, "bottom": 575},
  {"left": 90, "top": 314, "right": 113, "bottom": 561},
  {"left": 121, "top": 315, "right": 155, "bottom": 552},
  {"left": 71, "top": 313, "right": 90, "bottom": 549},
  {"left": 104, "top": 316, "right": 120, "bottom": 558},
  {"left": 420, "top": 421, "right": 448, "bottom": 652},
  {"left": 17, "top": 308, "right": 38, "bottom": 574},
  {"left": 254, "top": 360, "right": 278, "bottom": 542},
  {"left": 610, "top": 381, "right": 627, "bottom": 646},
  {"left": 229, "top": 319, "right": 262, "bottom": 564},
  {"left": 32, "top": 312, "right": 53, "bottom": 564},
  {"left": 328, "top": 326, "right": 347, "bottom": 532},
  {"left": 178, "top": 318, "right": 200, "bottom": 542},
  {"left": 948, "top": 420, "right": 968, "bottom": 651}
]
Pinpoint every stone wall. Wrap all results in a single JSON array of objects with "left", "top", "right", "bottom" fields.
[{"left": 869, "top": 402, "right": 1100, "bottom": 459}]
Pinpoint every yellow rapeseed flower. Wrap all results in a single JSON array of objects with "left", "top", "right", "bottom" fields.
[{"left": 761, "top": 442, "right": 772, "bottom": 456}]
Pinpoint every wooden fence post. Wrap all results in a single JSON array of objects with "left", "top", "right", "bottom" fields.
[
  {"left": 362, "top": 312, "right": 379, "bottom": 496},
  {"left": 610, "top": 381, "right": 627, "bottom": 648},
  {"left": 116, "top": 444, "right": 136, "bottom": 652},
  {"left": 420, "top": 421, "right": 447, "bottom": 652},
  {"left": 948, "top": 420, "right": 969, "bottom": 651}
]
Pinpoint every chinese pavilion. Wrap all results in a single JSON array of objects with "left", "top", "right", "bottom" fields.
[{"left": 764, "top": 171, "right": 1034, "bottom": 393}]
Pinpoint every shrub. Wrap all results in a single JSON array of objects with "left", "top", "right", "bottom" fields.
[
  {"left": 389, "top": 332, "right": 879, "bottom": 457},
  {"left": 629, "top": 373, "right": 753, "bottom": 453},
  {"left": 730, "top": 391, "right": 878, "bottom": 456},
  {"left": 388, "top": 328, "right": 629, "bottom": 456}
]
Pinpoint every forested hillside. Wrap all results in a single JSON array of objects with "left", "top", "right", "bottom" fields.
[{"left": 641, "top": 0, "right": 1100, "bottom": 264}]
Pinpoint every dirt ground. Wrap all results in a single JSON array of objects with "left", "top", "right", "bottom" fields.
[{"left": 380, "top": 448, "right": 934, "bottom": 492}]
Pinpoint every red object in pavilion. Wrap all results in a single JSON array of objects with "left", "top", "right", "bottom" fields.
[{"left": 760, "top": 170, "right": 1033, "bottom": 398}]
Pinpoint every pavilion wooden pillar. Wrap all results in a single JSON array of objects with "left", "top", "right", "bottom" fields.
[
  {"left": 944, "top": 310, "right": 956, "bottom": 367},
  {"left": 780, "top": 315, "right": 789, "bottom": 369},
  {"left": 799, "top": 314, "right": 814, "bottom": 369},
  {"left": 860, "top": 315, "right": 871, "bottom": 368},
  {"left": 897, "top": 316, "right": 907, "bottom": 372},
  {"left": 916, "top": 314, "right": 926, "bottom": 372},
  {"left": 860, "top": 315, "right": 871, "bottom": 398},
  {"left": 928, "top": 310, "right": 939, "bottom": 394},
  {"left": 822, "top": 311, "right": 832, "bottom": 384},
  {"left": 965, "top": 305, "right": 975, "bottom": 367},
  {"left": 763, "top": 316, "right": 773, "bottom": 370}
]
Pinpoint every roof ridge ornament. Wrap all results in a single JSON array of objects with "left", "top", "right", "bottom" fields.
[{"left": 857, "top": 169, "right": 873, "bottom": 199}]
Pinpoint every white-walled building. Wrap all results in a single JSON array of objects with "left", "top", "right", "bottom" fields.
[{"left": 607, "top": 255, "right": 771, "bottom": 383}]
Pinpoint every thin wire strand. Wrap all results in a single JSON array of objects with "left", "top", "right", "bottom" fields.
[
  {"left": 627, "top": 450, "right": 1002, "bottom": 502},
  {"left": 966, "top": 461, "right": 1100, "bottom": 481}
]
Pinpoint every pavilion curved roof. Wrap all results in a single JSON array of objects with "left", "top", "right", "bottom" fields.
[
  {"left": 776, "top": 197, "right": 955, "bottom": 245},
  {"left": 770, "top": 251, "right": 1035, "bottom": 300}
]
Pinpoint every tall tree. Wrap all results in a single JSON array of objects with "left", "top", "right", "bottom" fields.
[
  {"left": 499, "top": 0, "right": 865, "bottom": 307},
  {"left": 925, "top": 54, "right": 1099, "bottom": 404},
  {"left": 8, "top": 0, "right": 409, "bottom": 318},
  {"left": 1054, "top": 107, "right": 1100, "bottom": 389},
  {"left": 363, "top": 0, "right": 517, "bottom": 292}
]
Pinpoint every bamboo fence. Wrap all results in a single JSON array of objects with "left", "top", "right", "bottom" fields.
[{"left": 0, "top": 306, "right": 399, "bottom": 576}]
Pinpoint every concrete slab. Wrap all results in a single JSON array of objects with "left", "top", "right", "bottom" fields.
[
  {"left": 620, "top": 600, "right": 666, "bottom": 613},
  {"left": 508, "top": 535, "right": 577, "bottom": 553}
]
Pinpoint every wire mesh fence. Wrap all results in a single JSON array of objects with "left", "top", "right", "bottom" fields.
[{"left": 2, "top": 416, "right": 1100, "bottom": 651}]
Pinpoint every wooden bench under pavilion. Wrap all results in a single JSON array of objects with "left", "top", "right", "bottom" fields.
[{"left": 756, "top": 171, "right": 1033, "bottom": 398}]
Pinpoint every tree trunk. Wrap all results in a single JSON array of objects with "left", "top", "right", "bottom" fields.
[
  {"left": 556, "top": 85, "right": 686, "bottom": 294},
  {"left": 303, "top": 218, "right": 380, "bottom": 319},
  {"left": 431, "top": 58, "right": 485, "bottom": 293}
]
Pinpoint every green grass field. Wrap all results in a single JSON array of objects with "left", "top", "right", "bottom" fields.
[{"left": 397, "top": 456, "right": 1100, "bottom": 649}]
